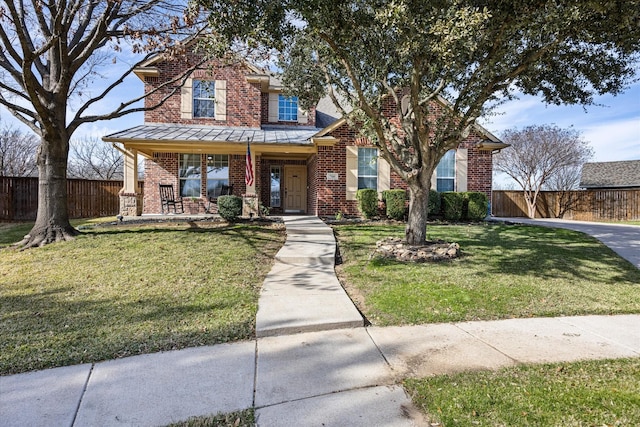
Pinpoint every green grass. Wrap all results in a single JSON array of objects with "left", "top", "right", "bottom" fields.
[
  {"left": 0, "top": 220, "right": 285, "bottom": 375},
  {"left": 334, "top": 223, "right": 640, "bottom": 325},
  {"left": 405, "top": 358, "right": 640, "bottom": 426},
  {"left": 165, "top": 409, "right": 254, "bottom": 427}
]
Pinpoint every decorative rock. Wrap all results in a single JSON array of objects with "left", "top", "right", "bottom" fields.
[{"left": 374, "top": 237, "right": 461, "bottom": 262}]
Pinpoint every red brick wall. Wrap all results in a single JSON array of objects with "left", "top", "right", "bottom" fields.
[
  {"left": 144, "top": 56, "right": 263, "bottom": 127},
  {"left": 143, "top": 54, "right": 317, "bottom": 129},
  {"left": 316, "top": 126, "right": 357, "bottom": 216},
  {"left": 313, "top": 123, "right": 494, "bottom": 217},
  {"left": 307, "top": 155, "right": 318, "bottom": 215},
  {"left": 460, "top": 138, "right": 494, "bottom": 196},
  {"left": 144, "top": 153, "right": 178, "bottom": 214}
]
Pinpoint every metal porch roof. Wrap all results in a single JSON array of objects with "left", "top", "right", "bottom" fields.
[{"left": 103, "top": 123, "right": 322, "bottom": 145}]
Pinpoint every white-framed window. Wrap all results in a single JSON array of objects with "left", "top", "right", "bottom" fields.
[
  {"left": 193, "top": 80, "right": 216, "bottom": 118},
  {"left": 179, "top": 154, "right": 202, "bottom": 197},
  {"left": 436, "top": 150, "right": 455, "bottom": 191},
  {"left": 206, "top": 154, "right": 229, "bottom": 198},
  {"left": 358, "top": 147, "right": 378, "bottom": 190},
  {"left": 278, "top": 95, "right": 298, "bottom": 121},
  {"left": 270, "top": 166, "right": 281, "bottom": 207}
]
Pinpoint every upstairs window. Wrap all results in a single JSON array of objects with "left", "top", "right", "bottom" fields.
[
  {"left": 436, "top": 150, "right": 455, "bottom": 192},
  {"left": 193, "top": 80, "right": 215, "bottom": 118},
  {"left": 358, "top": 147, "right": 378, "bottom": 190},
  {"left": 278, "top": 95, "right": 298, "bottom": 121}
]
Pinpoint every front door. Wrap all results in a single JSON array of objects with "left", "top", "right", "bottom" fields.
[{"left": 284, "top": 165, "right": 307, "bottom": 213}]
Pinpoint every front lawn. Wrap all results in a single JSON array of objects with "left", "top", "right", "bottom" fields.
[
  {"left": 405, "top": 358, "right": 640, "bottom": 426},
  {"left": 0, "top": 220, "right": 285, "bottom": 375},
  {"left": 334, "top": 223, "right": 640, "bottom": 325}
]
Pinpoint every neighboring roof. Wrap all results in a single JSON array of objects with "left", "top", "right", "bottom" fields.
[
  {"left": 103, "top": 124, "right": 321, "bottom": 145},
  {"left": 580, "top": 160, "right": 640, "bottom": 189}
]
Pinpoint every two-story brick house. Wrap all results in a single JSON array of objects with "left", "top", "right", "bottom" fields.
[{"left": 104, "top": 51, "right": 507, "bottom": 217}]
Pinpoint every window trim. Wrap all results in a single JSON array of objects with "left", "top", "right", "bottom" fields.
[
  {"left": 436, "top": 149, "right": 456, "bottom": 192},
  {"left": 192, "top": 80, "right": 216, "bottom": 119},
  {"left": 278, "top": 94, "right": 298, "bottom": 122},
  {"left": 357, "top": 147, "right": 378, "bottom": 190}
]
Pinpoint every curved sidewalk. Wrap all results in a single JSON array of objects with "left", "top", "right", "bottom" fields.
[{"left": 2, "top": 216, "right": 639, "bottom": 426}]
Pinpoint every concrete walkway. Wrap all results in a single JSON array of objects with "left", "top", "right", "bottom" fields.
[
  {"left": 2, "top": 216, "right": 639, "bottom": 426},
  {"left": 256, "top": 216, "right": 363, "bottom": 337}
]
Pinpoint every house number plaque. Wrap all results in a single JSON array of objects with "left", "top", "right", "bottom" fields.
[{"left": 326, "top": 172, "right": 339, "bottom": 181}]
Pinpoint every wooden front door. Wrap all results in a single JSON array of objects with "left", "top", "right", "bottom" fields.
[{"left": 284, "top": 165, "right": 307, "bottom": 213}]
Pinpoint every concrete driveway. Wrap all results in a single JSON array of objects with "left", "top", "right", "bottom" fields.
[{"left": 492, "top": 217, "right": 640, "bottom": 269}]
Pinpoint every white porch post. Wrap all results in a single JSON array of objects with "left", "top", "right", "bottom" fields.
[{"left": 123, "top": 148, "right": 139, "bottom": 193}]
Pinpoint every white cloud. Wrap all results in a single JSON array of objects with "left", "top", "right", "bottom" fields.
[{"left": 582, "top": 117, "right": 640, "bottom": 162}]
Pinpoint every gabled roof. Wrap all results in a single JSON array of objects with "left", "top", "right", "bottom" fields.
[
  {"left": 313, "top": 94, "right": 505, "bottom": 147},
  {"left": 580, "top": 160, "right": 640, "bottom": 189}
]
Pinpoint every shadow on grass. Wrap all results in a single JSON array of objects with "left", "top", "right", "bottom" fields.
[
  {"left": 466, "top": 224, "right": 640, "bottom": 285},
  {"left": 76, "top": 221, "right": 286, "bottom": 261},
  {"left": 335, "top": 223, "right": 640, "bottom": 285},
  {"left": 1, "top": 282, "right": 257, "bottom": 375}
]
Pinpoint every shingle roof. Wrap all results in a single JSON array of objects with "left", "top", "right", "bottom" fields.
[
  {"left": 104, "top": 123, "right": 322, "bottom": 145},
  {"left": 580, "top": 160, "right": 640, "bottom": 189}
]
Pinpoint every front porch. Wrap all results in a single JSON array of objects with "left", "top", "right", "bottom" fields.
[{"left": 103, "top": 124, "right": 338, "bottom": 217}]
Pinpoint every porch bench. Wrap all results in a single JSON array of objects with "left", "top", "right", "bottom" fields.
[{"left": 159, "top": 184, "right": 184, "bottom": 214}]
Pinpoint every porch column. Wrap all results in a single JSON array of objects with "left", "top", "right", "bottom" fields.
[
  {"left": 123, "top": 148, "right": 138, "bottom": 193},
  {"left": 119, "top": 148, "right": 143, "bottom": 216}
]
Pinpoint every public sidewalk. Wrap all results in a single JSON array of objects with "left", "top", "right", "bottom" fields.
[{"left": 2, "top": 217, "right": 639, "bottom": 427}]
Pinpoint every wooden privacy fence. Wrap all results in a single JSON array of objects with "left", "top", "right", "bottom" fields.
[
  {"left": 0, "top": 176, "right": 144, "bottom": 221},
  {"left": 492, "top": 190, "right": 640, "bottom": 221}
]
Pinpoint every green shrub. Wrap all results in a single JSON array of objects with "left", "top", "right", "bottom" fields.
[
  {"left": 356, "top": 189, "right": 379, "bottom": 219},
  {"left": 217, "top": 195, "right": 242, "bottom": 222},
  {"left": 441, "top": 192, "right": 464, "bottom": 221},
  {"left": 465, "top": 192, "right": 489, "bottom": 221},
  {"left": 382, "top": 189, "right": 407, "bottom": 220},
  {"left": 428, "top": 190, "right": 441, "bottom": 217}
]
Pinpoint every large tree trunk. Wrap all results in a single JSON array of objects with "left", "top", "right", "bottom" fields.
[
  {"left": 404, "top": 165, "right": 435, "bottom": 245},
  {"left": 20, "top": 135, "right": 79, "bottom": 248},
  {"left": 405, "top": 184, "right": 430, "bottom": 245}
]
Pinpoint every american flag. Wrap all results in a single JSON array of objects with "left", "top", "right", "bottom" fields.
[{"left": 245, "top": 140, "right": 254, "bottom": 187}]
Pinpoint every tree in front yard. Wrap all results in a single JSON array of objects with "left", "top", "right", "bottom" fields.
[
  {"left": 200, "top": 0, "right": 640, "bottom": 244},
  {"left": 0, "top": 1, "right": 205, "bottom": 248},
  {"left": 494, "top": 125, "right": 593, "bottom": 218}
]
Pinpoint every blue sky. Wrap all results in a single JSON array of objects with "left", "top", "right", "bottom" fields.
[{"left": 478, "top": 82, "right": 640, "bottom": 164}]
